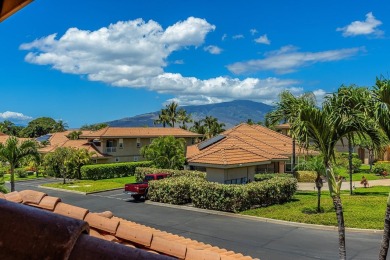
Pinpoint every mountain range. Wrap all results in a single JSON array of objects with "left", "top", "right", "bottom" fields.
[{"left": 106, "top": 100, "right": 274, "bottom": 129}]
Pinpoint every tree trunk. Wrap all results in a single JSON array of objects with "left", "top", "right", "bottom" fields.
[
  {"left": 348, "top": 134, "right": 353, "bottom": 195},
  {"left": 333, "top": 196, "right": 346, "bottom": 260},
  {"left": 369, "top": 150, "right": 373, "bottom": 172},
  {"left": 315, "top": 173, "right": 323, "bottom": 212},
  {"left": 379, "top": 194, "right": 390, "bottom": 260},
  {"left": 10, "top": 165, "right": 15, "bottom": 192}
]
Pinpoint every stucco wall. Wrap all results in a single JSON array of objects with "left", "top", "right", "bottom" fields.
[{"left": 205, "top": 166, "right": 255, "bottom": 183}]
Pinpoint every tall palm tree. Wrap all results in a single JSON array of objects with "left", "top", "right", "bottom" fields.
[
  {"left": 326, "top": 85, "right": 374, "bottom": 195},
  {"left": 373, "top": 77, "right": 390, "bottom": 260},
  {"left": 165, "top": 101, "right": 179, "bottom": 127},
  {"left": 202, "top": 116, "right": 225, "bottom": 139},
  {"left": 154, "top": 108, "right": 169, "bottom": 127},
  {"left": 177, "top": 108, "right": 192, "bottom": 129},
  {"left": 53, "top": 120, "right": 68, "bottom": 132},
  {"left": 0, "top": 137, "right": 39, "bottom": 191},
  {"left": 295, "top": 101, "right": 381, "bottom": 260},
  {"left": 190, "top": 120, "right": 206, "bottom": 141}
]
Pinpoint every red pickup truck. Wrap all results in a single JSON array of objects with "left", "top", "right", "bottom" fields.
[{"left": 124, "top": 173, "right": 169, "bottom": 201}]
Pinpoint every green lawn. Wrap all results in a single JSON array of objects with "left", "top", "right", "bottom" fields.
[
  {"left": 3, "top": 173, "right": 44, "bottom": 182},
  {"left": 335, "top": 165, "right": 389, "bottom": 181},
  {"left": 241, "top": 186, "right": 390, "bottom": 230},
  {"left": 41, "top": 176, "right": 136, "bottom": 193}
]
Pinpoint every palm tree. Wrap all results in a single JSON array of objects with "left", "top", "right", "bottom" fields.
[
  {"left": 190, "top": 120, "right": 206, "bottom": 141},
  {"left": 202, "top": 116, "right": 225, "bottom": 139},
  {"left": 0, "top": 137, "right": 39, "bottom": 191},
  {"left": 177, "top": 109, "right": 193, "bottom": 129},
  {"left": 53, "top": 120, "right": 68, "bottom": 132},
  {"left": 67, "top": 148, "right": 94, "bottom": 179},
  {"left": 154, "top": 108, "right": 170, "bottom": 127},
  {"left": 295, "top": 99, "right": 381, "bottom": 260},
  {"left": 326, "top": 85, "right": 374, "bottom": 195},
  {"left": 165, "top": 102, "right": 179, "bottom": 127},
  {"left": 66, "top": 130, "right": 82, "bottom": 140}
]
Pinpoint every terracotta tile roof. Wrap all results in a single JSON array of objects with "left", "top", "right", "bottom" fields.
[
  {"left": 0, "top": 190, "right": 258, "bottom": 260},
  {"left": 38, "top": 131, "right": 107, "bottom": 158},
  {"left": 187, "top": 123, "right": 311, "bottom": 166},
  {"left": 80, "top": 127, "right": 202, "bottom": 138},
  {"left": 274, "top": 123, "right": 291, "bottom": 129},
  {"left": 0, "top": 133, "right": 30, "bottom": 143}
]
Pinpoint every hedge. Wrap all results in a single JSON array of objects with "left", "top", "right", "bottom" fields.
[
  {"left": 149, "top": 175, "right": 297, "bottom": 213},
  {"left": 135, "top": 167, "right": 206, "bottom": 182},
  {"left": 295, "top": 171, "right": 317, "bottom": 182},
  {"left": 80, "top": 161, "right": 152, "bottom": 180},
  {"left": 254, "top": 173, "right": 293, "bottom": 182}
]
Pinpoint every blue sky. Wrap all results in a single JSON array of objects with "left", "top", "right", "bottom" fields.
[{"left": 0, "top": 0, "right": 389, "bottom": 127}]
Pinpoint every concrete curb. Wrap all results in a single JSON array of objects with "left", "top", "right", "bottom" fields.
[{"left": 145, "top": 201, "right": 383, "bottom": 234}]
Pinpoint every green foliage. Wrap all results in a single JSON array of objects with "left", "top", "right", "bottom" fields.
[
  {"left": 148, "top": 176, "right": 205, "bottom": 205},
  {"left": 0, "top": 184, "right": 8, "bottom": 194},
  {"left": 20, "top": 117, "right": 58, "bottom": 138},
  {"left": 372, "top": 162, "right": 390, "bottom": 175},
  {"left": 295, "top": 171, "right": 317, "bottom": 182},
  {"left": 254, "top": 173, "right": 293, "bottom": 182},
  {"left": 148, "top": 174, "right": 297, "bottom": 213},
  {"left": 135, "top": 167, "right": 206, "bottom": 182},
  {"left": 80, "top": 123, "right": 108, "bottom": 131},
  {"left": 141, "top": 136, "right": 186, "bottom": 169},
  {"left": 81, "top": 161, "right": 152, "bottom": 180},
  {"left": 66, "top": 130, "right": 82, "bottom": 140},
  {"left": 334, "top": 152, "right": 362, "bottom": 172},
  {"left": 15, "top": 168, "right": 27, "bottom": 178},
  {"left": 190, "top": 116, "right": 225, "bottom": 141}
]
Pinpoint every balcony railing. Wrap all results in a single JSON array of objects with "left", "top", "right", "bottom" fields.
[{"left": 105, "top": 147, "right": 117, "bottom": 153}]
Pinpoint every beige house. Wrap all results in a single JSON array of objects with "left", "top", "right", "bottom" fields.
[
  {"left": 79, "top": 127, "right": 201, "bottom": 163},
  {"left": 186, "top": 123, "right": 310, "bottom": 184}
]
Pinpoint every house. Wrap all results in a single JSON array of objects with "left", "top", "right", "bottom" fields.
[
  {"left": 79, "top": 127, "right": 202, "bottom": 163},
  {"left": 186, "top": 123, "right": 311, "bottom": 184}
]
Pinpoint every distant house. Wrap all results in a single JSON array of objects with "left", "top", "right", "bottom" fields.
[
  {"left": 186, "top": 123, "right": 311, "bottom": 184},
  {"left": 79, "top": 127, "right": 201, "bottom": 163},
  {"left": 39, "top": 128, "right": 201, "bottom": 164}
]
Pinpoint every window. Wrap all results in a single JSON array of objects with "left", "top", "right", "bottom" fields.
[
  {"left": 133, "top": 156, "right": 139, "bottom": 162},
  {"left": 224, "top": 177, "right": 247, "bottom": 184},
  {"left": 136, "top": 138, "right": 141, "bottom": 148},
  {"left": 119, "top": 138, "right": 123, "bottom": 149},
  {"left": 157, "top": 175, "right": 164, "bottom": 180},
  {"left": 115, "top": 157, "right": 119, "bottom": 162}
]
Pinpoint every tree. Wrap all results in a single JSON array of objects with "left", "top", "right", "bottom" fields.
[
  {"left": 21, "top": 117, "right": 58, "bottom": 138},
  {"left": 165, "top": 101, "right": 179, "bottom": 127},
  {"left": 43, "top": 147, "right": 73, "bottom": 184},
  {"left": 154, "top": 109, "right": 170, "bottom": 127},
  {"left": 67, "top": 130, "right": 82, "bottom": 140},
  {"left": 177, "top": 109, "right": 192, "bottom": 129},
  {"left": 0, "top": 137, "right": 39, "bottom": 191},
  {"left": 190, "top": 120, "right": 206, "bottom": 141},
  {"left": 53, "top": 120, "right": 68, "bottom": 132},
  {"left": 295, "top": 97, "right": 381, "bottom": 259},
  {"left": 66, "top": 148, "right": 93, "bottom": 179},
  {"left": 80, "top": 123, "right": 108, "bottom": 131},
  {"left": 202, "top": 116, "right": 225, "bottom": 139},
  {"left": 354, "top": 133, "right": 388, "bottom": 171},
  {"left": 141, "top": 136, "right": 186, "bottom": 169},
  {"left": 0, "top": 120, "right": 22, "bottom": 136}
]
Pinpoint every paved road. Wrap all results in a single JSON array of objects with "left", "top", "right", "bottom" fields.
[{"left": 6, "top": 180, "right": 385, "bottom": 260}]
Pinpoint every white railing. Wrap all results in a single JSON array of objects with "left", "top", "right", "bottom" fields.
[{"left": 105, "top": 147, "right": 117, "bottom": 153}]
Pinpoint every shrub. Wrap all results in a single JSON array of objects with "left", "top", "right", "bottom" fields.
[
  {"left": 135, "top": 167, "right": 206, "bottom": 182},
  {"left": 15, "top": 168, "right": 27, "bottom": 178},
  {"left": 373, "top": 162, "right": 390, "bottom": 175},
  {"left": 334, "top": 152, "right": 362, "bottom": 172},
  {"left": 148, "top": 176, "right": 205, "bottom": 205},
  {"left": 80, "top": 161, "right": 152, "bottom": 180},
  {"left": 295, "top": 171, "right": 317, "bottom": 182},
  {"left": 254, "top": 173, "right": 293, "bottom": 182},
  {"left": 0, "top": 185, "right": 8, "bottom": 194}
]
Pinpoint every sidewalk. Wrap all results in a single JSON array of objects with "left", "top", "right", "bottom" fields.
[{"left": 298, "top": 178, "right": 390, "bottom": 191}]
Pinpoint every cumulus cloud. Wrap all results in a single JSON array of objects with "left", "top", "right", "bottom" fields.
[
  {"left": 250, "top": 29, "right": 258, "bottom": 35},
  {"left": 254, "top": 34, "right": 270, "bottom": 45},
  {"left": 0, "top": 111, "right": 32, "bottom": 122},
  {"left": 337, "top": 12, "right": 383, "bottom": 37},
  {"left": 20, "top": 17, "right": 319, "bottom": 106},
  {"left": 227, "top": 45, "right": 363, "bottom": 74},
  {"left": 204, "top": 45, "right": 223, "bottom": 54},
  {"left": 232, "top": 34, "right": 244, "bottom": 39}
]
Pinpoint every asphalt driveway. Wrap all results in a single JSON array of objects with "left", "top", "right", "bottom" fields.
[{"left": 5, "top": 179, "right": 385, "bottom": 260}]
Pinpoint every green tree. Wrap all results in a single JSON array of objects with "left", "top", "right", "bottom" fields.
[
  {"left": 80, "top": 123, "right": 108, "bottom": 131},
  {"left": 67, "top": 148, "right": 93, "bottom": 179},
  {"left": 43, "top": 147, "right": 73, "bottom": 184},
  {"left": 177, "top": 108, "right": 192, "bottom": 129},
  {"left": 53, "top": 120, "right": 68, "bottom": 132},
  {"left": 165, "top": 101, "right": 179, "bottom": 127},
  {"left": 141, "top": 136, "right": 186, "bottom": 169},
  {"left": 202, "top": 116, "right": 225, "bottom": 139},
  {"left": 0, "top": 120, "right": 23, "bottom": 136},
  {"left": 66, "top": 130, "right": 82, "bottom": 140},
  {"left": 295, "top": 97, "right": 381, "bottom": 259},
  {"left": 21, "top": 117, "right": 57, "bottom": 138},
  {"left": 190, "top": 120, "right": 206, "bottom": 141},
  {"left": 154, "top": 108, "right": 170, "bottom": 127},
  {"left": 0, "top": 137, "right": 39, "bottom": 191}
]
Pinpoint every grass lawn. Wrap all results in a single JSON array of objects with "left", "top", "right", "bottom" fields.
[
  {"left": 241, "top": 186, "right": 390, "bottom": 230},
  {"left": 41, "top": 176, "right": 136, "bottom": 193},
  {"left": 3, "top": 173, "right": 45, "bottom": 182},
  {"left": 335, "top": 165, "right": 389, "bottom": 181}
]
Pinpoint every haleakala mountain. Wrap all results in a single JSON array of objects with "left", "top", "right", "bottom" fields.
[{"left": 105, "top": 100, "right": 273, "bottom": 128}]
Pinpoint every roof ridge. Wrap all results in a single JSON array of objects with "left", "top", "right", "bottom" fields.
[{"left": 249, "top": 123, "right": 292, "bottom": 141}]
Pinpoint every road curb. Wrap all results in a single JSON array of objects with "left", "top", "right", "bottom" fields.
[{"left": 145, "top": 201, "right": 383, "bottom": 234}]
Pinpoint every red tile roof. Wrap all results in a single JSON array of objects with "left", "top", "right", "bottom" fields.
[
  {"left": 0, "top": 190, "right": 258, "bottom": 260},
  {"left": 187, "top": 123, "right": 310, "bottom": 166},
  {"left": 80, "top": 127, "right": 202, "bottom": 138}
]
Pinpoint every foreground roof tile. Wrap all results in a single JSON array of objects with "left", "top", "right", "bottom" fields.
[
  {"left": 19, "top": 190, "right": 46, "bottom": 205},
  {"left": 36, "top": 195, "right": 61, "bottom": 211},
  {"left": 54, "top": 202, "right": 89, "bottom": 220},
  {"left": 150, "top": 235, "right": 188, "bottom": 259},
  {"left": 84, "top": 213, "right": 120, "bottom": 234},
  {"left": 4, "top": 191, "right": 23, "bottom": 203}
]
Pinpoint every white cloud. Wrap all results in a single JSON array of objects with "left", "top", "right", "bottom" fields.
[
  {"left": 254, "top": 34, "right": 270, "bottom": 45},
  {"left": 337, "top": 12, "right": 383, "bottom": 37},
  {"left": 250, "top": 29, "right": 258, "bottom": 35},
  {"left": 222, "top": 33, "right": 227, "bottom": 41},
  {"left": 232, "top": 34, "right": 244, "bottom": 39},
  {"left": 0, "top": 111, "right": 32, "bottom": 122},
  {"left": 173, "top": 60, "right": 184, "bottom": 64},
  {"left": 227, "top": 45, "right": 363, "bottom": 74},
  {"left": 20, "top": 17, "right": 320, "bottom": 106},
  {"left": 204, "top": 45, "right": 223, "bottom": 54}
]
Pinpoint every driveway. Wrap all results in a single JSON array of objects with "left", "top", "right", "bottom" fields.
[{"left": 5, "top": 179, "right": 384, "bottom": 260}]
